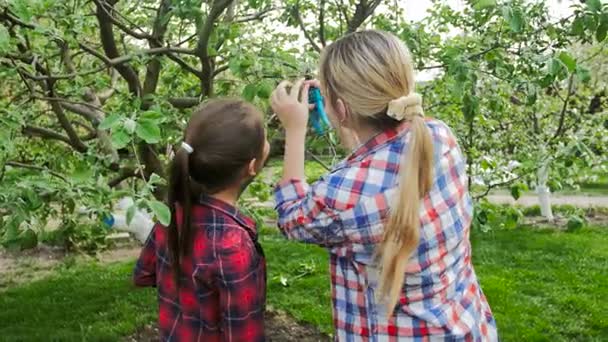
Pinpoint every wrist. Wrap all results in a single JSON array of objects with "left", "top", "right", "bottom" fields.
[{"left": 285, "top": 127, "right": 307, "bottom": 138}]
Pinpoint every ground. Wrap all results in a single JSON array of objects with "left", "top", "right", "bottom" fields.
[{"left": 1, "top": 225, "right": 607, "bottom": 341}]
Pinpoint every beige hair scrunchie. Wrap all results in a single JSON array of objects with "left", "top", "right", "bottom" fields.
[{"left": 386, "top": 93, "right": 424, "bottom": 121}]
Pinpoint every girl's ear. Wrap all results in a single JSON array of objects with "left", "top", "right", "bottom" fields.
[{"left": 247, "top": 158, "right": 258, "bottom": 177}]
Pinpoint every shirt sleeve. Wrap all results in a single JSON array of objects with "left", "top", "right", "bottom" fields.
[
  {"left": 274, "top": 178, "right": 347, "bottom": 246},
  {"left": 133, "top": 224, "right": 158, "bottom": 287},
  {"left": 215, "top": 229, "right": 265, "bottom": 342}
]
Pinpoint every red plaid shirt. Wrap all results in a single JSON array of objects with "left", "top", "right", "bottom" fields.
[{"left": 134, "top": 195, "right": 266, "bottom": 342}]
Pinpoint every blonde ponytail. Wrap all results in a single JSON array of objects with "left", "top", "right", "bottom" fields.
[
  {"left": 319, "top": 30, "right": 434, "bottom": 316},
  {"left": 376, "top": 114, "right": 433, "bottom": 315}
]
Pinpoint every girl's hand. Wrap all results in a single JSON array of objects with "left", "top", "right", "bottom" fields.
[{"left": 271, "top": 78, "right": 310, "bottom": 133}]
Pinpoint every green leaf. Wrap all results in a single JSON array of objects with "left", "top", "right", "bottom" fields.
[
  {"left": 538, "top": 74, "right": 555, "bottom": 88},
  {"left": 111, "top": 127, "right": 131, "bottom": 149},
  {"left": 584, "top": 14, "right": 598, "bottom": 32},
  {"left": 135, "top": 120, "right": 161, "bottom": 144},
  {"left": 10, "top": 1, "right": 33, "bottom": 22},
  {"left": 587, "top": 0, "right": 602, "bottom": 12},
  {"left": 571, "top": 16, "right": 585, "bottom": 36},
  {"left": 126, "top": 205, "right": 136, "bottom": 226},
  {"left": 548, "top": 58, "right": 565, "bottom": 77},
  {"left": 472, "top": 0, "right": 495, "bottom": 10},
  {"left": 228, "top": 58, "right": 241, "bottom": 76},
  {"left": 462, "top": 93, "right": 479, "bottom": 122},
  {"left": 576, "top": 66, "right": 591, "bottom": 83},
  {"left": 0, "top": 24, "right": 10, "bottom": 54},
  {"left": 257, "top": 82, "right": 273, "bottom": 99},
  {"left": 567, "top": 215, "right": 585, "bottom": 231},
  {"left": 510, "top": 185, "right": 521, "bottom": 200},
  {"left": 140, "top": 109, "right": 164, "bottom": 122},
  {"left": 149, "top": 200, "right": 171, "bottom": 226},
  {"left": 597, "top": 14, "right": 608, "bottom": 42},
  {"left": 242, "top": 84, "right": 257, "bottom": 101},
  {"left": 99, "top": 114, "right": 122, "bottom": 130},
  {"left": 504, "top": 208, "right": 521, "bottom": 229},
  {"left": 19, "top": 229, "right": 38, "bottom": 250},
  {"left": 558, "top": 51, "right": 577, "bottom": 72},
  {"left": 510, "top": 183, "right": 528, "bottom": 201},
  {"left": 71, "top": 163, "right": 93, "bottom": 182},
  {"left": 503, "top": 6, "right": 523, "bottom": 33},
  {"left": 526, "top": 83, "right": 538, "bottom": 105},
  {"left": 123, "top": 118, "right": 136, "bottom": 134}
]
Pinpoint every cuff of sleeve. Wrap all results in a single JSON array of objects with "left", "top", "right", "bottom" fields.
[{"left": 274, "top": 178, "right": 310, "bottom": 206}]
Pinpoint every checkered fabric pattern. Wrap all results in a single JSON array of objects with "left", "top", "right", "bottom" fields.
[
  {"left": 275, "top": 119, "right": 497, "bottom": 341},
  {"left": 134, "top": 195, "right": 266, "bottom": 342}
]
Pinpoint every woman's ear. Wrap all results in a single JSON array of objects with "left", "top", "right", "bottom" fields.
[
  {"left": 247, "top": 158, "right": 258, "bottom": 177},
  {"left": 335, "top": 98, "right": 348, "bottom": 124}
]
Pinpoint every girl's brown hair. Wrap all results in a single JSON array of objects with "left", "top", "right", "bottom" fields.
[
  {"left": 319, "top": 30, "right": 434, "bottom": 315},
  {"left": 167, "top": 99, "right": 265, "bottom": 285}
]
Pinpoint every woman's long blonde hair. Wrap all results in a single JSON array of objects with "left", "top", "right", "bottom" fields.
[{"left": 319, "top": 30, "right": 434, "bottom": 315}]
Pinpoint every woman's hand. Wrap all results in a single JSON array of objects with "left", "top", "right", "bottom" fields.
[{"left": 271, "top": 78, "right": 310, "bottom": 133}]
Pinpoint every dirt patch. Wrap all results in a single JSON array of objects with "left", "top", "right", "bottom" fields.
[
  {"left": 98, "top": 244, "right": 142, "bottom": 263},
  {"left": 487, "top": 194, "right": 608, "bottom": 208},
  {"left": 265, "top": 311, "right": 330, "bottom": 341},
  {"left": 124, "top": 311, "right": 330, "bottom": 342},
  {"left": 0, "top": 245, "right": 65, "bottom": 289},
  {"left": 523, "top": 215, "right": 608, "bottom": 229},
  {"left": 0, "top": 242, "right": 143, "bottom": 290}
]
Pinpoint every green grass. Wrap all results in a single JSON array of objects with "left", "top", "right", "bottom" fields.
[
  {"left": 472, "top": 227, "right": 608, "bottom": 341},
  {"left": 0, "top": 262, "right": 156, "bottom": 341},
  {"left": 1, "top": 227, "right": 607, "bottom": 341}
]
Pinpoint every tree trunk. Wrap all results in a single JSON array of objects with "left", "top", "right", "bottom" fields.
[{"left": 536, "top": 162, "right": 554, "bottom": 220}]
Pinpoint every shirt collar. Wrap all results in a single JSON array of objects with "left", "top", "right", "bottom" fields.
[
  {"left": 198, "top": 194, "right": 257, "bottom": 234},
  {"left": 346, "top": 121, "right": 412, "bottom": 162}
]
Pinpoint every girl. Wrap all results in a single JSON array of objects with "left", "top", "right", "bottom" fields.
[
  {"left": 271, "top": 30, "right": 497, "bottom": 341},
  {"left": 134, "top": 99, "right": 270, "bottom": 342}
]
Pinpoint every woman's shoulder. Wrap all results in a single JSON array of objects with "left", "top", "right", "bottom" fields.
[{"left": 425, "top": 119, "right": 459, "bottom": 146}]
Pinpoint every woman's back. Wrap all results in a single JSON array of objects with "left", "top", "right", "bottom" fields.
[{"left": 275, "top": 119, "right": 496, "bottom": 340}]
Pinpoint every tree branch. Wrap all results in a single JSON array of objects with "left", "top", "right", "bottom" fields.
[
  {"left": 98, "top": 69, "right": 119, "bottom": 103},
  {"left": 234, "top": 7, "right": 277, "bottom": 23},
  {"left": 23, "top": 125, "right": 72, "bottom": 145},
  {"left": 347, "top": 0, "right": 382, "bottom": 34},
  {"left": 5, "top": 161, "right": 68, "bottom": 182},
  {"left": 168, "top": 97, "right": 200, "bottom": 109},
  {"left": 60, "top": 102, "right": 100, "bottom": 124},
  {"left": 196, "top": 0, "right": 234, "bottom": 97},
  {"left": 93, "top": 0, "right": 153, "bottom": 39},
  {"left": 49, "top": 100, "right": 88, "bottom": 152},
  {"left": 291, "top": 5, "right": 321, "bottom": 53},
  {"left": 212, "top": 64, "right": 229, "bottom": 77},
  {"left": 553, "top": 74, "right": 575, "bottom": 140},
  {"left": 318, "top": 0, "right": 326, "bottom": 47},
  {"left": 94, "top": 0, "right": 142, "bottom": 96},
  {"left": 472, "top": 173, "right": 527, "bottom": 201},
  {"left": 108, "top": 167, "right": 138, "bottom": 187},
  {"left": 0, "top": 8, "right": 36, "bottom": 29},
  {"left": 305, "top": 149, "right": 331, "bottom": 171}
]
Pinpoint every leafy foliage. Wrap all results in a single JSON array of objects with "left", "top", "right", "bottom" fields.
[{"left": 1, "top": 0, "right": 607, "bottom": 250}]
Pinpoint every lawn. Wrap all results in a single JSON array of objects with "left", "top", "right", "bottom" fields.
[{"left": 0, "top": 226, "right": 606, "bottom": 341}]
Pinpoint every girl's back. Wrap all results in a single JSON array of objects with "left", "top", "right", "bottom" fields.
[
  {"left": 134, "top": 99, "right": 270, "bottom": 342},
  {"left": 135, "top": 198, "right": 266, "bottom": 342}
]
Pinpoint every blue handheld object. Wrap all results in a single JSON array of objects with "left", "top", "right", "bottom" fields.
[
  {"left": 102, "top": 214, "right": 115, "bottom": 228},
  {"left": 308, "top": 87, "right": 331, "bottom": 135}
]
